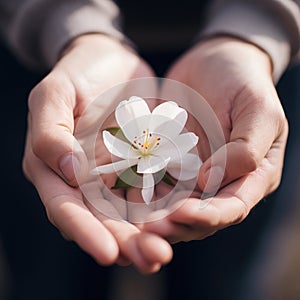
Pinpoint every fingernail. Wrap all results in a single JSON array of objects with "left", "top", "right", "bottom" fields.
[
  {"left": 59, "top": 153, "right": 80, "bottom": 183},
  {"left": 203, "top": 166, "right": 225, "bottom": 191}
]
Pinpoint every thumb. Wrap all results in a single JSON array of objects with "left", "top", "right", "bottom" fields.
[
  {"left": 28, "top": 75, "right": 81, "bottom": 186},
  {"left": 198, "top": 96, "right": 286, "bottom": 193},
  {"left": 198, "top": 81, "right": 287, "bottom": 193},
  {"left": 198, "top": 140, "right": 264, "bottom": 193}
]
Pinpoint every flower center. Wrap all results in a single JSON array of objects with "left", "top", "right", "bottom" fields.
[{"left": 133, "top": 129, "right": 161, "bottom": 156}]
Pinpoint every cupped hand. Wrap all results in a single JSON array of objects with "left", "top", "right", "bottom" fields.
[
  {"left": 140, "top": 37, "right": 288, "bottom": 242},
  {"left": 22, "top": 34, "right": 172, "bottom": 273}
]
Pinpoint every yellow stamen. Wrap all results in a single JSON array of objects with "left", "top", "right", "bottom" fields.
[{"left": 133, "top": 129, "right": 161, "bottom": 156}]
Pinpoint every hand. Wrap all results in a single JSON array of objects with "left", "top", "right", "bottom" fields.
[
  {"left": 140, "top": 37, "right": 288, "bottom": 242},
  {"left": 22, "top": 34, "right": 172, "bottom": 273}
]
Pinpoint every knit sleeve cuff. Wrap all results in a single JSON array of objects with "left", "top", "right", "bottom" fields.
[
  {"left": 198, "top": 0, "right": 300, "bottom": 82},
  {"left": 10, "top": 0, "right": 129, "bottom": 70}
]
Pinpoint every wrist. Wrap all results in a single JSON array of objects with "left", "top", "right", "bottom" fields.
[
  {"left": 194, "top": 36, "right": 273, "bottom": 78},
  {"left": 59, "top": 33, "right": 136, "bottom": 60}
]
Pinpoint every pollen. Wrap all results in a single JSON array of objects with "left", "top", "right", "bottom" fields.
[{"left": 133, "top": 128, "right": 161, "bottom": 156}]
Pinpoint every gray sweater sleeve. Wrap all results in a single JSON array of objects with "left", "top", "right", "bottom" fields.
[
  {"left": 200, "top": 0, "right": 300, "bottom": 82},
  {"left": 1, "top": 0, "right": 300, "bottom": 80},
  {"left": 0, "top": 0, "right": 127, "bottom": 69}
]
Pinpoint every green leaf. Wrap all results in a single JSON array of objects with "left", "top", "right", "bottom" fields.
[
  {"left": 153, "top": 170, "right": 176, "bottom": 187},
  {"left": 105, "top": 127, "right": 130, "bottom": 143},
  {"left": 112, "top": 177, "right": 133, "bottom": 190},
  {"left": 112, "top": 167, "right": 176, "bottom": 190},
  {"left": 162, "top": 172, "right": 176, "bottom": 186},
  {"left": 112, "top": 165, "right": 142, "bottom": 190}
]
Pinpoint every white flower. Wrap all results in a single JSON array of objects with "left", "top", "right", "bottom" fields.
[{"left": 91, "top": 96, "right": 202, "bottom": 205}]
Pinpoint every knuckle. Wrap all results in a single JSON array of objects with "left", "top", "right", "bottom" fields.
[
  {"left": 31, "top": 135, "right": 48, "bottom": 158},
  {"left": 28, "top": 81, "right": 45, "bottom": 111},
  {"left": 22, "top": 156, "right": 31, "bottom": 182},
  {"left": 267, "top": 175, "right": 282, "bottom": 195},
  {"left": 44, "top": 198, "right": 61, "bottom": 228},
  {"left": 196, "top": 230, "right": 218, "bottom": 240},
  {"left": 241, "top": 145, "right": 260, "bottom": 172},
  {"left": 273, "top": 108, "right": 288, "bottom": 130},
  {"left": 28, "top": 74, "right": 74, "bottom": 111},
  {"left": 198, "top": 206, "right": 221, "bottom": 228},
  {"left": 45, "top": 206, "right": 57, "bottom": 227},
  {"left": 272, "top": 178, "right": 281, "bottom": 192},
  {"left": 234, "top": 209, "right": 248, "bottom": 225},
  {"left": 281, "top": 116, "right": 289, "bottom": 137},
  {"left": 28, "top": 79, "right": 52, "bottom": 112},
  {"left": 233, "top": 201, "right": 249, "bottom": 225},
  {"left": 205, "top": 212, "right": 221, "bottom": 228}
]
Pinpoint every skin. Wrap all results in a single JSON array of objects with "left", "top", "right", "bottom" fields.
[
  {"left": 141, "top": 37, "right": 288, "bottom": 242},
  {"left": 23, "top": 34, "right": 173, "bottom": 274},
  {"left": 23, "top": 34, "right": 288, "bottom": 271}
]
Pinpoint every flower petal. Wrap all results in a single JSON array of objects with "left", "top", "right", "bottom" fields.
[
  {"left": 91, "top": 159, "right": 138, "bottom": 174},
  {"left": 174, "top": 133, "right": 199, "bottom": 156},
  {"left": 103, "top": 130, "right": 139, "bottom": 160},
  {"left": 158, "top": 132, "right": 199, "bottom": 161},
  {"left": 152, "top": 101, "right": 187, "bottom": 120},
  {"left": 116, "top": 97, "right": 153, "bottom": 143},
  {"left": 115, "top": 96, "right": 151, "bottom": 138},
  {"left": 137, "top": 155, "right": 170, "bottom": 174},
  {"left": 150, "top": 101, "right": 188, "bottom": 139},
  {"left": 142, "top": 173, "right": 154, "bottom": 205},
  {"left": 121, "top": 114, "right": 152, "bottom": 143},
  {"left": 152, "top": 116, "right": 187, "bottom": 142},
  {"left": 167, "top": 153, "right": 202, "bottom": 180}
]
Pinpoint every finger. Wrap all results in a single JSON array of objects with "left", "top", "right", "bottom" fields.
[
  {"left": 141, "top": 190, "right": 217, "bottom": 243},
  {"left": 136, "top": 188, "right": 202, "bottom": 243},
  {"left": 116, "top": 255, "right": 132, "bottom": 266},
  {"left": 198, "top": 87, "right": 286, "bottom": 192},
  {"left": 125, "top": 180, "right": 184, "bottom": 223},
  {"left": 28, "top": 73, "right": 80, "bottom": 186},
  {"left": 28, "top": 160, "right": 119, "bottom": 266},
  {"left": 171, "top": 136, "right": 286, "bottom": 234},
  {"left": 141, "top": 217, "right": 208, "bottom": 243},
  {"left": 46, "top": 193, "right": 120, "bottom": 266},
  {"left": 87, "top": 202, "right": 173, "bottom": 274},
  {"left": 136, "top": 232, "right": 173, "bottom": 265},
  {"left": 143, "top": 127, "right": 287, "bottom": 242},
  {"left": 23, "top": 127, "right": 120, "bottom": 265},
  {"left": 198, "top": 140, "right": 267, "bottom": 193},
  {"left": 126, "top": 187, "right": 155, "bottom": 223},
  {"left": 144, "top": 175, "right": 260, "bottom": 243}
]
